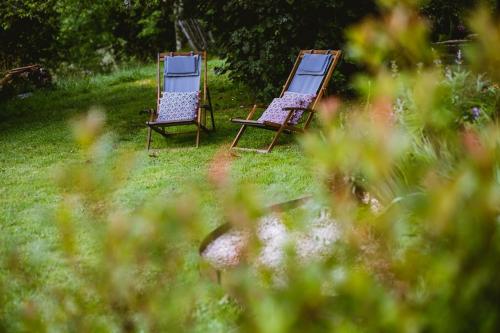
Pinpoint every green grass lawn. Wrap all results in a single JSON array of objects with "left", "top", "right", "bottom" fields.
[{"left": 0, "top": 59, "right": 317, "bottom": 330}]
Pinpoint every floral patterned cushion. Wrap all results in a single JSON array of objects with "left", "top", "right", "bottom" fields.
[
  {"left": 258, "top": 92, "right": 315, "bottom": 125},
  {"left": 157, "top": 91, "right": 200, "bottom": 122}
]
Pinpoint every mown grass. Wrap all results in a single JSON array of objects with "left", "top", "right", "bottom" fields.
[{"left": 0, "top": 59, "right": 317, "bottom": 330}]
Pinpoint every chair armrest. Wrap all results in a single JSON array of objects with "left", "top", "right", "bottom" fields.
[{"left": 283, "top": 107, "right": 316, "bottom": 113}]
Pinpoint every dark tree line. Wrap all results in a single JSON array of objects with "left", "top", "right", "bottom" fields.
[{"left": 1, "top": 0, "right": 497, "bottom": 95}]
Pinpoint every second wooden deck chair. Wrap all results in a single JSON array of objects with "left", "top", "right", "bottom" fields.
[
  {"left": 144, "top": 51, "right": 215, "bottom": 150},
  {"left": 230, "top": 49, "right": 341, "bottom": 153}
]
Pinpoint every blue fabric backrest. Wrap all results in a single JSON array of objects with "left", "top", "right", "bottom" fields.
[
  {"left": 287, "top": 53, "right": 333, "bottom": 94},
  {"left": 163, "top": 55, "right": 201, "bottom": 92}
]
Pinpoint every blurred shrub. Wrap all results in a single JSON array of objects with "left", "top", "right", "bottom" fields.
[
  {"left": 297, "top": 3, "right": 500, "bottom": 332},
  {"left": 0, "top": 110, "right": 224, "bottom": 332},
  {"left": 198, "top": 4, "right": 499, "bottom": 332}
]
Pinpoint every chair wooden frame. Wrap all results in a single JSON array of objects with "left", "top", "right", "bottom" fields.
[
  {"left": 145, "top": 50, "right": 215, "bottom": 150},
  {"left": 230, "top": 49, "right": 341, "bottom": 153}
]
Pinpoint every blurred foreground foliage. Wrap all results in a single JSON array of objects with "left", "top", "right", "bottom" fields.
[{"left": 1, "top": 2, "right": 500, "bottom": 333}]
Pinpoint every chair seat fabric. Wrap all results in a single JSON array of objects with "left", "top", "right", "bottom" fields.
[
  {"left": 258, "top": 92, "right": 315, "bottom": 125},
  {"left": 157, "top": 91, "right": 200, "bottom": 122}
]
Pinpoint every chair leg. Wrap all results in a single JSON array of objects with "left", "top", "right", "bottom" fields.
[
  {"left": 266, "top": 126, "right": 286, "bottom": 153},
  {"left": 207, "top": 88, "right": 215, "bottom": 131},
  {"left": 195, "top": 123, "right": 201, "bottom": 148},
  {"left": 210, "top": 108, "right": 216, "bottom": 131},
  {"left": 149, "top": 125, "right": 171, "bottom": 138},
  {"left": 158, "top": 127, "right": 169, "bottom": 138},
  {"left": 230, "top": 125, "right": 247, "bottom": 149},
  {"left": 146, "top": 127, "right": 152, "bottom": 150},
  {"left": 304, "top": 113, "right": 314, "bottom": 130}
]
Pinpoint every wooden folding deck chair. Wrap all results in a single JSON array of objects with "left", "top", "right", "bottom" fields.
[
  {"left": 230, "top": 49, "right": 341, "bottom": 153},
  {"left": 143, "top": 51, "right": 215, "bottom": 150}
]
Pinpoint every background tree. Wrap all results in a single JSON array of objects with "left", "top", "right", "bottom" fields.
[
  {"left": 0, "top": 0, "right": 177, "bottom": 72},
  {"left": 200, "top": 0, "right": 377, "bottom": 99},
  {"left": 200, "top": 0, "right": 499, "bottom": 99},
  {"left": 0, "top": 0, "right": 60, "bottom": 69}
]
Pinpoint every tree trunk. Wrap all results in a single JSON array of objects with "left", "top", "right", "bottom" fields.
[{"left": 173, "top": 0, "right": 184, "bottom": 51}]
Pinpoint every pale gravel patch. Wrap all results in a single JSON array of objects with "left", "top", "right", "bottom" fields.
[
  {"left": 202, "top": 211, "right": 340, "bottom": 272},
  {"left": 202, "top": 230, "right": 249, "bottom": 270},
  {"left": 256, "top": 215, "right": 288, "bottom": 269},
  {"left": 295, "top": 211, "right": 340, "bottom": 260}
]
